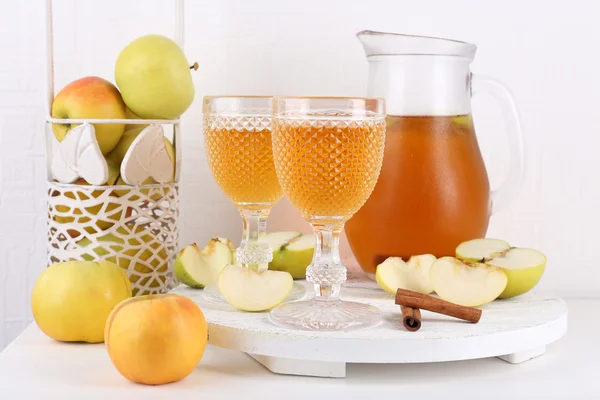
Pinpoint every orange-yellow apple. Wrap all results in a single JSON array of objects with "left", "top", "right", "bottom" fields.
[
  {"left": 52, "top": 76, "right": 127, "bottom": 154},
  {"left": 105, "top": 294, "right": 207, "bottom": 385}
]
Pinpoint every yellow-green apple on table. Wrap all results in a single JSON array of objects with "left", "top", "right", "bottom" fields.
[
  {"left": 456, "top": 238, "right": 546, "bottom": 299},
  {"left": 267, "top": 231, "right": 314, "bottom": 279},
  {"left": 174, "top": 238, "right": 235, "bottom": 288},
  {"left": 375, "top": 254, "right": 436, "bottom": 295},
  {"left": 429, "top": 256, "right": 508, "bottom": 307},
  {"left": 31, "top": 260, "right": 131, "bottom": 343},
  {"left": 52, "top": 76, "right": 127, "bottom": 154},
  {"left": 115, "top": 35, "right": 196, "bottom": 119},
  {"left": 219, "top": 264, "right": 293, "bottom": 312},
  {"left": 105, "top": 294, "right": 207, "bottom": 385}
]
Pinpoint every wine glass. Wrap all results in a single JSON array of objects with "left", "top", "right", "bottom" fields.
[
  {"left": 269, "top": 96, "right": 386, "bottom": 331},
  {"left": 202, "top": 96, "right": 305, "bottom": 303}
]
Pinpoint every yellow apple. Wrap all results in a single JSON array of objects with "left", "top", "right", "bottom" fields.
[
  {"left": 105, "top": 294, "right": 207, "bottom": 385},
  {"left": 115, "top": 35, "right": 196, "bottom": 119},
  {"left": 31, "top": 260, "right": 131, "bottom": 343},
  {"left": 52, "top": 76, "right": 126, "bottom": 154}
]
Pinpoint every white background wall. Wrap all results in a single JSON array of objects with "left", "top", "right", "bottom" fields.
[{"left": 0, "top": 0, "right": 597, "bottom": 348}]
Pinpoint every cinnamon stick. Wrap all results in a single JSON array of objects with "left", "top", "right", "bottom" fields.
[
  {"left": 400, "top": 305, "right": 422, "bottom": 332},
  {"left": 395, "top": 289, "right": 482, "bottom": 323}
]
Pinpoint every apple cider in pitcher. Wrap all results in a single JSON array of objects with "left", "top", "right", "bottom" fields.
[{"left": 345, "top": 115, "right": 491, "bottom": 274}]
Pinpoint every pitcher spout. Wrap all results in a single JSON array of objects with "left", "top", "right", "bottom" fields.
[{"left": 356, "top": 30, "right": 477, "bottom": 59}]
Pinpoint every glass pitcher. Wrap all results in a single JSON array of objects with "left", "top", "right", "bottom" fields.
[{"left": 345, "top": 31, "right": 524, "bottom": 279}]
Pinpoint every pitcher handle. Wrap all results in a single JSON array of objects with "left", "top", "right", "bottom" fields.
[{"left": 471, "top": 74, "right": 525, "bottom": 215}]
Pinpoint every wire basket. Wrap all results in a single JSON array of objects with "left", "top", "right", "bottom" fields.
[
  {"left": 43, "top": 0, "right": 185, "bottom": 296},
  {"left": 47, "top": 181, "right": 180, "bottom": 295}
]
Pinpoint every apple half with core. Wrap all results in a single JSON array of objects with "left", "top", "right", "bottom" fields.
[
  {"left": 429, "top": 257, "right": 508, "bottom": 307},
  {"left": 219, "top": 264, "right": 293, "bottom": 312},
  {"left": 174, "top": 238, "right": 235, "bottom": 288},
  {"left": 267, "top": 231, "right": 314, "bottom": 279},
  {"left": 375, "top": 254, "right": 436, "bottom": 295},
  {"left": 456, "top": 238, "right": 546, "bottom": 299}
]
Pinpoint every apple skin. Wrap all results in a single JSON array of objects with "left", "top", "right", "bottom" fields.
[
  {"left": 498, "top": 264, "right": 546, "bottom": 299},
  {"left": 52, "top": 76, "right": 127, "bottom": 154},
  {"left": 269, "top": 247, "right": 313, "bottom": 279},
  {"left": 105, "top": 294, "right": 207, "bottom": 385},
  {"left": 31, "top": 260, "right": 131, "bottom": 343},
  {"left": 115, "top": 35, "right": 195, "bottom": 119}
]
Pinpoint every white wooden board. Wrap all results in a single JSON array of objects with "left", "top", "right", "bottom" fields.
[{"left": 171, "top": 281, "right": 567, "bottom": 378}]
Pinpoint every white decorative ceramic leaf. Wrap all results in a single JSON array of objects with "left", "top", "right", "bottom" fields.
[
  {"left": 120, "top": 125, "right": 174, "bottom": 185},
  {"left": 76, "top": 124, "right": 109, "bottom": 185},
  {"left": 51, "top": 123, "right": 108, "bottom": 185}
]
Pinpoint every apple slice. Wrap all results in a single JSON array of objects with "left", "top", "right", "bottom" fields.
[
  {"left": 429, "top": 257, "right": 508, "bottom": 307},
  {"left": 375, "top": 255, "right": 436, "bottom": 295},
  {"left": 174, "top": 238, "right": 235, "bottom": 288},
  {"left": 269, "top": 232, "right": 314, "bottom": 279},
  {"left": 456, "top": 238, "right": 511, "bottom": 261},
  {"left": 455, "top": 238, "right": 547, "bottom": 299},
  {"left": 219, "top": 265, "right": 293, "bottom": 312}
]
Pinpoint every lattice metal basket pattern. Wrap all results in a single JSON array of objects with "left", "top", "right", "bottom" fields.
[{"left": 47, "top": 181, "right": 180, "bottom": 295}]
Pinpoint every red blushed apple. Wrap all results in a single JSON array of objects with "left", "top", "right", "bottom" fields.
[{"left": 52, "top": 76, "right": 127, "bottom": 154}]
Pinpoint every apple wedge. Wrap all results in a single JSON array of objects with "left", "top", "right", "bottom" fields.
[
  {"left": 269, "top": 232, "right": 314, "bottom": 279},
  {"left": 174, "top": 238, "right": 235, "bottom": 288},
  {"left": 429, "top": 257, "right": 508, "bottom": 307},
  {"left": 375, "top": 255, "right": 436, "bottom": 295},
  {"left": 456, "top": 238, "right": 510, "bottom": 261},
  {"left": 455, "top": 238, "right": 547, "bottom": 299},
  {"left": 218, "top": 265, "right": 293, "bottom": 312}
]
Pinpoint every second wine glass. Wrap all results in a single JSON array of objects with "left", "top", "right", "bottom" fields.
[{"left": 269, "top": 96, "right": 386, "bottom": 331}]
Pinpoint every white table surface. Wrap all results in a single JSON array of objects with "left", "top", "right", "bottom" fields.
[{"left": 0, "top": 299, "right": 597, "bottom": 399}]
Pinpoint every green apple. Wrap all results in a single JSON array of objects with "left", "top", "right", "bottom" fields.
[
  {"left": 174, "top": 238, "right": 235, "bottom": 288},
  {"left": 429, "top": 256, "right": 508, "bottom": 307},
  {"left": 456, "top": 238, "right": 546, "bottom": 299},
  {"left": 52, "top": 76, "right": 126, "bottom": 154},
  {"left": 218, "top": 264, "right": 293, "bottom": 312},
  {"left": 115, "top": 35, "right": 196, "bottom": 119},
  {"left": 268, "top": 232, "right": 313, "bottom": 279},
  {"left": 375, "top": 254, "right": 436, "bottom": 295}
]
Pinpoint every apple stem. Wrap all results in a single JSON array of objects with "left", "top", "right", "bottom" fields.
[{"left": 190, "top": 62, "right": 199, "bottom": 71}]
